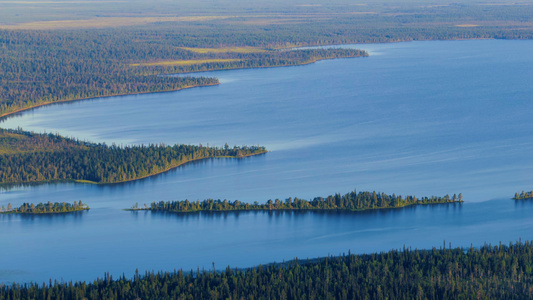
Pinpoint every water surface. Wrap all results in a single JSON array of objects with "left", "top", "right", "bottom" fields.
[{"left": 1, "top": 40, "right": 533, "bottom": 284}]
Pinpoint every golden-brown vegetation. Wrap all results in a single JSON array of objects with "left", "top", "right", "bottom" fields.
[
  {"left": 0, "top": 130, "right": 88, "bottom": 155},
  {"left": 130, "top": 59, "right": 242, "bottom": 67},
  {"left": 178, "top": 47, "right": 266, "bottom": 54}
]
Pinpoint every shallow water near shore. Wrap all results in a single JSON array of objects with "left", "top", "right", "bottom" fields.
[{"left": 1, "top": 39, "right": 533, "bottom": 284}]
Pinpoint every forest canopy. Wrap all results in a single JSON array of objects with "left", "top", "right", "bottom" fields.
[
  {"left": 0, "top": 128, "right": 266, "bottom": 184},
  {"left": 1, "top": 240, "right": 532, "bottom": 299}
]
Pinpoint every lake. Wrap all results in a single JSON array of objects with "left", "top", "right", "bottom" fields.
[{"left": 1, "top": 39, "right": 533, "bottom": 284}]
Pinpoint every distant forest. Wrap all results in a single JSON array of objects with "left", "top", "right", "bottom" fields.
[
  {"left": 2, "top": 1, "right": 533, "bottom": 116},
  {"left": 134, "top": 189, "right": 462, "bottom": 213},
  {"left": 0, "top": 128, "right": 266, "bottom": 184},
  {"left": 2, "top": 240, "right": 532, "bottom": 299},
  {"left": 0, "top": 28, "right": 366, "bottom": 117}
]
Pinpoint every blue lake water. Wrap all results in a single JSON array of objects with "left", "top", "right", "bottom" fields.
[{"left": 1, "top": 39, "right": 533, "bottom": 284}]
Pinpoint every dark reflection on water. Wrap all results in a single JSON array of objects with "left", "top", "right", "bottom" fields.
[
  {"left": 1, "top": 210, "right": 88, "bottom": 223},
  {"left": 0, "top": 181, "right": 73, "bottom": 191},
  {"left": 139, "top": 202, "right": 464, "bottom": 223},
  {"left": 514, "top": 199, "right": 533, "bottom": 209}
]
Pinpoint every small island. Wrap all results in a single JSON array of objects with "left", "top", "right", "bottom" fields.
[
  {"left": 127, "top": 189, "right": 463, "bottom": 213},
  {"left": 0, "top": 201, "right": 89, "bottom": 214},
  {"left": 513, "top": 191, "right": 533, "bottom": 200}
]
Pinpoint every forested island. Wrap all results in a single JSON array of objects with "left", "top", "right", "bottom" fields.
[
  {"left": 0, "top": 201, "right": 88, "bottom": 214},
  {"left": 513, "top": 191, "right": 533, "bottom": 200},
  {"left": 0, "top": 128, "right": 266, "bottom": 184},
  {"left": 2, "top": 240, "right": 532, "bottom": 299},
  {"left": 128, "top": 189, "right": 462, "bottom": 213}
]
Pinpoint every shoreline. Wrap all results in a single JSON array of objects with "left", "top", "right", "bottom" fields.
[
  {"left": 174, "top": 53, "right": 368, "bottom": 75},
  {"left": 0, "top": 52, "right": 366, "bottom": 121},
  {"left": 96, "top": 150, "right": 268, "bottom": 185},
  {"left": 0, "top": 83, "right": 220, "bottom": 121},
  {"left": 0, "top": 38, "right": 508, "bottom": 121}
]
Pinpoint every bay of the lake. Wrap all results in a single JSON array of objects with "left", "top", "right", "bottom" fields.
[{"left": 1, "top": 40, "right": 533, "bottom": 284}]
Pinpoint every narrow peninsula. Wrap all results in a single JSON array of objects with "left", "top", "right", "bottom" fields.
[
  {"left": 0, "top": 128, "right": 266, "bottom": 185},
  {"left": 0, "top": 34, "right": 366, "bottom": 117},
  {"left": 127, "top": 189, "right": 463, "bottom": 213},
  {"left": 0, "top": 201, "right": 89, "bottom": 214}
]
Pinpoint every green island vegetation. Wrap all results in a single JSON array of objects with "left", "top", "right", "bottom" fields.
[
  {"left": 0, "top": 128, "right": 266, "bottom": 184},
  {"left": 1, "top": 240, "right": 532, "bottom": 299},
  {"left": 513, "top": 191, "right": 533, "bottom": 200},
  {"left": 0, "top": 201, "right": 88, "bottom": 214},
  {"left": 128, "top": 189, "right": 463, "bottom": 213}
]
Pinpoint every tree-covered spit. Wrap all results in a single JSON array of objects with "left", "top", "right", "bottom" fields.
[
  {"left": 130, "top": 189, "right": 463, "bottom": 213},
  {"left": 0, "top": 128, "right": 267, "bottom": 184}
]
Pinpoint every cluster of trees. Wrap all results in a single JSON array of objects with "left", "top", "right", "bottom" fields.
[
  {"left": 0, "top": 30, "right": 221, "bottom": 117},
  {"left": 136, "top": 189, "right": 462, "bottom": 213},
  {"left": 514, "top": 191, "right": 533, "bottom": 200},
  {"left": 2, "top": 240, "right": 532, "bottom": 299},
  {"left": 0, "top": 128, "right": 90, "bottom": 154},
  {"left": 0, "top": 201, "right": 88, "bottom": 214},
  {"left": 0, "top": 128, "right": 266, "bottom": 184}
]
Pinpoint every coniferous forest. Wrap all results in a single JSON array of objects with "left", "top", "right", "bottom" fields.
[
  {"left": 0, "top": 28, "right": 366, "bottom": 117},
  {"left": 134, "top": 189, "right": 462, "bottom": 213},
  {"left": 1, "top": 241, "right": 532, "bottom": 299},
  {"left": 0, "top": 128, "right": 266, "bottom": 184},
  {"left": 2, "top": 1, "right": 533, "bottom": 298}
]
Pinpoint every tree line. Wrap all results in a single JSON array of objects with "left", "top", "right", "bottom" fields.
[
  {"left": 1, "top": 240, "right": 532, "bottom": 299},
  {"left": 132, "top": 189, "right": 462, "bottom": 213},
  {"left": 136, "top": 49, "right": 368, "bottom": 74},
  {"left": 514, "top": 191, "right": 533, "bottom": 200},
  {"left": 0, "top": 201, "right": 88, "bottom": 214},
  {"left": 0, "top": 128, "right": 266, "bottom": 184}
]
